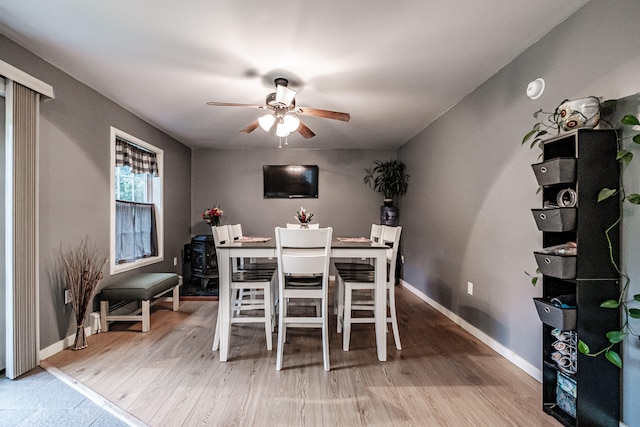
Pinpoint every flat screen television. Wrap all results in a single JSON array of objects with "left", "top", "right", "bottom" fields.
[{"left": 263, "top": 165, "right": 319, "bottom": 199}]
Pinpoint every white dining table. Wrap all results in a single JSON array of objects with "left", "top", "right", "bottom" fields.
[{"left": 215, "top": 238, "right": 389, "bottom": 362}]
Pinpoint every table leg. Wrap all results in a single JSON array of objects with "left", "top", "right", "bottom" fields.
[
  {"left": 218, "top": 249, "right": 231, "bottom": 362},
  {"left": 375, "top": 250, "right": 387, "bottom": 362}
]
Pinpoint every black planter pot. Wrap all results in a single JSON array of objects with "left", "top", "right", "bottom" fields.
[{"left": 380, "top": 199, "right": 398, "bottom": 226}]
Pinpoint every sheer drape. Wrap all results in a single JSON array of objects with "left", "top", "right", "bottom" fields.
[{"left": 115, "top": 201, "right": 157, "bottom": 263}]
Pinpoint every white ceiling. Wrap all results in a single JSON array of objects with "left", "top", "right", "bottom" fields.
[{"left": 0, "top": 1, "right": 590, "bottom": 150}]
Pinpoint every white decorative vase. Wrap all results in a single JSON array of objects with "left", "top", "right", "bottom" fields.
[{"left": 557, "top": 97, "right": 601, "bottom": 131}]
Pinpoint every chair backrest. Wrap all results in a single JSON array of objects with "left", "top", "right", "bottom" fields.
[
  {"left": 286, "top": 223, "right": 320, "bottom": 229},
  {"left": 370, "top": 224, "right": 383, "bottom": 242},
  {"left": 380, "top": 225, "right": 402, "bottom": 285},
  {"left": 211, "top": 225, "right": 231, "bottom": 247},
  {"left": 275, "top": 227, "right": 333, "bottom": 278},
  {"left": 229, "top": 224, "right": 243, "bottom": 240}
]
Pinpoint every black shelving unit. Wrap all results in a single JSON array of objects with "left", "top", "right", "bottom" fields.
[{"left": 531, "top": 129, "right": 620, "bottom": 426}]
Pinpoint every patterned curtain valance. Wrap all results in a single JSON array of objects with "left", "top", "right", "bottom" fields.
[{"left": 115, "top": 137, "right": 159, "bottom": 177}]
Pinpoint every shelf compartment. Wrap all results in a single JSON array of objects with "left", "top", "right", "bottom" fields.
[
  {"left": 531, "top": 207, "right": 577, "bottom": 232},
  {"left": 534, "top": 298, "right": 577, "bottom": 330},
  {"left": 532, "top": 157, "right": 576, "bottom": 186},
  {"left": 534, "top": 252, "right": 576, "bottom": 279}
]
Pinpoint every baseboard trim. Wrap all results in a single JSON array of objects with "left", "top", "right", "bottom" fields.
[
  {"left": 39, "top": 326, "right": 94, "bottom": 360},
  {"left": 400, "top": 279, "right": 542, "bottom": 382}
]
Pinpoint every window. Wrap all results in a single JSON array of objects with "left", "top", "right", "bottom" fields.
[{"left": 110, "top": 127, "right": 163, "bottom": 274}]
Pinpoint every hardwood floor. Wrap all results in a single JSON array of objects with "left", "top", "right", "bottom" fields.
[{"left": 45, "top": 284, "right": 557, "bottom": 426}]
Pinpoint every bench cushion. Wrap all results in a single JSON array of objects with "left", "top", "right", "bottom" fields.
[{"left": 99, "top": 273, "right": 179, "bottom": 301}]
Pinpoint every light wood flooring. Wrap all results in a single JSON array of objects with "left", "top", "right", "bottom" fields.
[{"left": 45, "top": 284, "right": 558, "bottom": 426}]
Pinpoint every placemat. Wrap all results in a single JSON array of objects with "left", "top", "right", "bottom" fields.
[
  {"left": 239, "top": 236, "right": 271, "bottom": 242},
  {"left": 337, "top": 237, "right": 370, "bottom": 242}
]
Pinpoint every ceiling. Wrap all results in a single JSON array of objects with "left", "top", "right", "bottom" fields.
[{"left": 0, "top": 1, "right": 590, "bottom": 150}]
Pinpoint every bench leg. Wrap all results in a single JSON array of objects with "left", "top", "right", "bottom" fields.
[
  {"left": 142, "top": 300, "right": 150, "bottom": 332},
  {"left": 100, "top": 301, "right": 109, "bottom": 332},
  {"left": 172, "top": 284, "right": 180, "bottom": 311}
]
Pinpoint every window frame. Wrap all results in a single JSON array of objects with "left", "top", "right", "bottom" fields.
[{"left": 109, "top": 126, "right": 164, "bottom": 274}]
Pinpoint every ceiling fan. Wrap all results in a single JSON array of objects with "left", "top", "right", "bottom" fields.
[{"left": 206, "top": 78, "right": 351, "bottom": 140}]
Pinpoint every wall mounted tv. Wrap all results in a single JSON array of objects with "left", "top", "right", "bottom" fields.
[{"left": 263, "top": 165, "right": 319, "bottom": 199}]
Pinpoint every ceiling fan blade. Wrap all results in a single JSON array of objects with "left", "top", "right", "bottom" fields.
[
  {"left": 297, "top": 120, "right": 316, "bottom": 139},
  {"left": 206, "top": 101, "right": 266, "bottom": 109},
  {"left": 295, "top": 107, "right": 351, "bottom": 122},
  {"left": 240, "top": 120, "right": 260, "bottom": 134}
]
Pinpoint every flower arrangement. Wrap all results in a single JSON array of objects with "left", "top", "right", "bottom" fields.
[
  {"left": 203, "top": 205, "right": 224, "bottom": 226},
  {"left": 295, "top": 206, "right": 314, "bottom": 224}
]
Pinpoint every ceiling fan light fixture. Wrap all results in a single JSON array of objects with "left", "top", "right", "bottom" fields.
[
  {"left": 283, "top": 115, "right": 300, "bottom": 132},
  {"left": 276, "top": 119, "right": 290, "bottom": 137},
  {"left": 258, "top": 114, "right": 276, "bottom": 131}
]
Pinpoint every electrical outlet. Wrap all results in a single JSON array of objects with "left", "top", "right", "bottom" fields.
[
  {"left": 173, "top": 256, "right": 178, "bottom": 266},
  {"left": 64, "top": 289, "right": 72, "bottom": 304},
  {"left": 467, "top": 281, "right": 474, "bottom": 295}
]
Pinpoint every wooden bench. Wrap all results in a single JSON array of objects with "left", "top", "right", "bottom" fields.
[{"left": 98, "top": 273, "right": 182, "bottom": 333}]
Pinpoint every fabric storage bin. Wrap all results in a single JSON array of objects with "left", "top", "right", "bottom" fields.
[
  {"left": 532, "top": 157, "right": 576, "bottom": 186},
  {"left": 534, "top": 298, "right": 577, "bottom": 330},
  {"left": 534, "top": 252, "right": 577, "bottom": 279},
  {"left": 557, "top": 372, "right": 577, "bottom": 398},
  {"left": 531, "top": 207, "right": 577, "bottom": 232},
  {"left": 556, "top": 372, "right": 577, "bottom": 418}
]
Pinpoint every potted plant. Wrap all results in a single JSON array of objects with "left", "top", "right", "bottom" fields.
[{"left": 363, "top": 160, "right": 409, "bottom": 226}]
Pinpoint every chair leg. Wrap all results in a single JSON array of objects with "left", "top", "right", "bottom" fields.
[
  {"left": 388, "top": 286, "right": 402, "bottom": 350},
  {"left": 212, "top": 312, "right": 220, "bottom": 351},
  {"left": 336, "top": 276, "right": 344, "bottom": 333},
  {"left": 322, "top": 302, "right": 330, "bottom": 371},
  {"left": 343, "top": 283, "right": 353, "bottom": 351},
  {"left": 234, "top": 289, "right": 243, "bottom": 315},
  {"left": 271, "top": 279, "right": 278, "bottom": 333},
  {"left": 264, "top": 284, "right": 273, "bottom": 351},
  {"left": 276, "top": 298, "right": 285, "bottom": 370}
]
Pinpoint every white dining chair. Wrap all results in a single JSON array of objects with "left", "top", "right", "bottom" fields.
[
  {"left": 286, "top": 223, "right": 320, "bottom": 229},
  {"left": 229, "top": 223, "right": 243, "bottom": 240},
  {"left": 211, "top": 225, "right": 276, "bottom": 352},
  {"left": 334, "top": 223, "right": 383, "bottom": 273},
  {"left": 275, "top": 226, "right": 333, "bottom": 371},
  {"left": 333, "top": 223, "right": 384, "bottom": 328},
  {"left": 336, "top": 225, "right": 402, "bottom": 351},
  {"left": 228, "top": 223, "right": 275, "bottom": 271}
]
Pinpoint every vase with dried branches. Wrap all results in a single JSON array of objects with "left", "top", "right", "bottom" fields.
[{"left": 60, "top": 236, "right": 108, "bottom": 350}]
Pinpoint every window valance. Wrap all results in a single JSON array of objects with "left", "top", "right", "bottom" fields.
[{"left": 115, "top": 137, "right": 159, "bottom": 176}]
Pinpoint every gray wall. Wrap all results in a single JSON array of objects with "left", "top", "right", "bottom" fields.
[
  {"left": 0, "top": 35, "right": 193, "bottom": 349},
  {"left": 397, "top": 0, "right": 640, "bottom": 424},
  {"left": 191, "top": 148, "right": 395, "bottom": 238}
]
